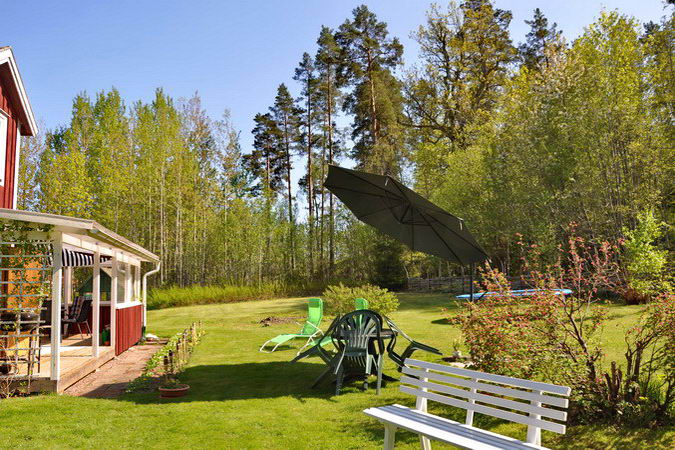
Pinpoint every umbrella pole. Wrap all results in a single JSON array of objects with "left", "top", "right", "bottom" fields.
[{"left": 469, "top": 263, "right": 475, "bottom": 302}]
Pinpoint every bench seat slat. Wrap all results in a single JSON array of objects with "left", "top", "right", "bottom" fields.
[
  {"left": 406, "top": 359, "right": 571, "bottom": 396},
  {"left": 401, "top": 376, "right": 567, "bottom": 421},
  {"left": 364, "top": 404, "right": 546, "bottom": 450},
  {"left": 400, "top": 386, "right": 567, "bottom": 434},
  {"left": 402, "top": 366, "right": 569, "bottom": 408}
]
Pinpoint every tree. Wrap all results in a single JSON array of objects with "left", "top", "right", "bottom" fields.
[
  {"left": 17, "top": 125, "right": 45, "bottom": 210},
  {"left": 336, "top": 4, "right": 405, "bottom": 176},
  {"left": 316, "top": 26, "right": 344, "bottom": 276},
  {"left": 518, "top": 8, "right": 563, "bottom": 71},
  {"left": 269, "top": 84, "right": 300, "bottom": 271},
  {"left": 294, "top": 52, "right": 321, "bottom": 274},
  {"left": 37, "top": 127, "right": 93, "bottom": 217},
  {"left": 405, "top": 1, "right": 516, "bottom": 193},
  {"left": 243, "top": 113, "right": 285, "bottom": 196},
  {"left": 88, "top": 88, "right": 132, "bottom": 232}
]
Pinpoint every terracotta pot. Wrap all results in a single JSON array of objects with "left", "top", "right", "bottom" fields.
[{"left": 159, "top": 384, "right": 190, "bottom": 398}]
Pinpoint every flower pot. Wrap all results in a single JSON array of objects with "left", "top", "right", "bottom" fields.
[{"left": 159, "top": 384, "right": 190, "bottom": 398}]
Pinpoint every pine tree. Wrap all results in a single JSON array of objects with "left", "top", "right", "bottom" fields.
[
  {"left": 269, "top": 84, "right": 300, "bottom": 271},
  {"left": 315, "top": 26, "right": 343, "bottom": 277},
  {"left": 519, "top": 8, "right": 563, "bottom": 71},
  {"left": 294, "top": 52, "right": 321, "bottom": 275},
  {"left": 243, "top": 113, "right": 285, "bottom": 196},
  {"left": 336, "top": 5, "right": 404, "bottom": 176}
]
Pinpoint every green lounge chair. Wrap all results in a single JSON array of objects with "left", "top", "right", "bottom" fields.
[
  {"left": 260, "top": 298, "right": 325, "bottom": 354},
  {"left": 354, "top": 297, "right": 368, "bottom": 310}
]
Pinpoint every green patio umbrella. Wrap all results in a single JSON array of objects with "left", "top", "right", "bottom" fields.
[{"left": 324, "top": 165, "right": 489, "bottom": 267}]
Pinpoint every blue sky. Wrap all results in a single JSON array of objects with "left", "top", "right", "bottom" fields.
[{"left": 4, "top": 0, "right": 670, "bottom": 155}]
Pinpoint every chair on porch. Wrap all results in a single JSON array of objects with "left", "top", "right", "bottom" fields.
[{"left": 62, "top": 298, "right": 92, "bottom": 339}]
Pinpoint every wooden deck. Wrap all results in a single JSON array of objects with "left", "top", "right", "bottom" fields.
[{"left": 17, "top": 337, "right": 116, "bottom": 393}]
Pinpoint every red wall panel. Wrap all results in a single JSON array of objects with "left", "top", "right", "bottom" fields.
[
  {"left": 0, "top": 70, "right": 19, "bottom": 209},
  {"left": 115, "top": 305, "right": 143, "bottom": 355}
]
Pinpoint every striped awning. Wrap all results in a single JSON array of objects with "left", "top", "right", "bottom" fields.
[{"left": 62, "top": 248, "right": 112, "bottom": 267}]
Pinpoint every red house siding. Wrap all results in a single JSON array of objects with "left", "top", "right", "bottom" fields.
[
  {"left": 115, "top": 305, "right": 143, "bottom": 355},
  {"left": 0, "top": 70, "right": 19, "bottom": 209}
]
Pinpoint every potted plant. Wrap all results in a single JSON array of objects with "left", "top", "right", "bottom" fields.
[
  {"left": 158, "top": 350, "right": 189, "bottom": 398},
  {"left": 158, "top": 377, "right": 190, "bottom": 398}
]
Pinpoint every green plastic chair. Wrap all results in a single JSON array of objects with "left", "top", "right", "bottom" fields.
[
  {"left": 260, "top": 298, "right": 325, "bottom": 354},
  {"left": 354, "top": 298, "right": 369, "bottom": 310}
]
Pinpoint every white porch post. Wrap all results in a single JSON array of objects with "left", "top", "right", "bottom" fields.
[
  {"left": 50, "top": 232, "right": 63, "bottom": 381},
  {"left": 110, "top": 252, "right": 118, "bottom": 352},
  {"left": 124, "top": 262, "right": 131, "bottom": 303},
  {"left": 92, "top": 249, "right": 100, "bottom": 357},
  {"left": 134, "top": 265, "right": 141, "bottom": 302},
  {"left": 63, "top": 266, "right": 73, "bottom": 313}
]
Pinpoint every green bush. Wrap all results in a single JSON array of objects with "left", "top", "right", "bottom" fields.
[
  {"left": 322, "top": 283, "right": 399, "bottom": 316},
  {"left": 622, "top": 211, "right": 672, "bottom": 301},
  {"left": 147, "top": 284, "right": 283, "bottom": 310}
]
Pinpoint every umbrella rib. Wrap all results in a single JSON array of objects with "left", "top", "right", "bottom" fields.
[
  {"left": 356, "top": 204, "right": 402, "bottom": 221},
  {"left": 325, "top": 185, "right": 391, "bottom": 199},
  {"left": 426, "top": 212, "right": 490, "bottom": 259},
  {"left": 337, "top": 169, "right": 398, "bottom": 196},
  {"left": 419, "top": 211, "right": 465, "bottom": 265},
  {"left": 389, "top": 176, "right": 485, "bottom": 262}
]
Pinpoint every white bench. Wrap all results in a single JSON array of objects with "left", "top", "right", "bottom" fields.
[{"left": 364, "top": 359, "right": 571, "bottom": 449}]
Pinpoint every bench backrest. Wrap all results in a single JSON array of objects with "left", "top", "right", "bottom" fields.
[{"left": 401, "top": 359, "right": 571, "bottom": 446}]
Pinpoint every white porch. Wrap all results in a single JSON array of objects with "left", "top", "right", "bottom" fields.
[{"left": 0, "top": 208, "right": 159, "bottom": 393}]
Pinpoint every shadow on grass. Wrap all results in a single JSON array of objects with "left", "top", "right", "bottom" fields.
[
  {"left": 552, "top": 423, "right": 675, "bottom": 449},
  {"left": 118, "top": 361, "right": 337, "bottom": 404}
]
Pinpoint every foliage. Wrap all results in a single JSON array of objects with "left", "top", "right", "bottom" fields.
[
  {"left": 370, "top": 237, "right": 407, "bottom": 290},
  {"left": 147, "top": 284, "right": 285, "bottom": 310},
  {"left": 322, "top": 283, "right": 399, "bottom": 315},
  {"left": 452, "top": 227, "right": 675, "bottom": 425},
  {"left": 127, "top": 322, "right": 204, "bottom": 392},
  {"left": 622, "top": 211, "right": 672, "bottom": 301},
  {"left": 19, "top": 3, "right": 674, "bottom": 304},
  {"left": 336, "top": 4, "right": 405, "bottom": 176},
  {"left": 596, "top": 293, "right": 675, "bottom": 426}
]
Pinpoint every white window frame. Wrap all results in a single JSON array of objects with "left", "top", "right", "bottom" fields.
[{"left": 0, "top": 108, "right": 8, "bottom": 187}]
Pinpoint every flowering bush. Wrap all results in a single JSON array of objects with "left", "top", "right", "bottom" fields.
[
  {"left": 449, "top": 226, "right": 675, "bottom": 425},
  {"left": 451, "top": 228, "right": 618, "bottom": 387}
]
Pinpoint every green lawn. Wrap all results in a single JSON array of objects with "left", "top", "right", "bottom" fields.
[{"left": 2, "top": 293, "right": 673, "bottom": 449}]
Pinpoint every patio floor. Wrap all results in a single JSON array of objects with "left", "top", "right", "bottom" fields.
[{"left": 16, "top": 336, "right": 116, "bottom": 393}]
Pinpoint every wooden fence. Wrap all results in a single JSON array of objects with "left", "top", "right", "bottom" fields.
[{"left": 407, "top": 276, "right": 527, "bottom": 293}]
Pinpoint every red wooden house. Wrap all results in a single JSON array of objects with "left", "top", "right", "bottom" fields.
[{"left": 0, "top": 46, "right": 38, "bottom": 208}]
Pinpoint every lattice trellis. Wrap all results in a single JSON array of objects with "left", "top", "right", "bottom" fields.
[{"left": 0, "top": 230, "right": 52, "bottom": 391}]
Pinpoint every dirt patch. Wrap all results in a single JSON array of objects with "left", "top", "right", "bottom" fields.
[
  {"left": 259, "top": 316, "right": 300, "bottom": 327},
  {"left": 64, "top": 341, "right": 166, "bottom": 398}
]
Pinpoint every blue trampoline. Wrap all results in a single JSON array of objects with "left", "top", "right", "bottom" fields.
[{"left": 456, "top": 288, "right": 573, "bottom": 301}]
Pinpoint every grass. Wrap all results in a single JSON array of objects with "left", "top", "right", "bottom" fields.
[
  {"left": 2, "top": 293, "right": 673, "bottom": 448},
  {"left": 147, "top": 284, "right": 283, "bottom": 309}
]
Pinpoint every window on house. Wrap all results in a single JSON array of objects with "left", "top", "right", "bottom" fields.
[{"left": 0, "top": 109, "right": 7, "bottom": 186}]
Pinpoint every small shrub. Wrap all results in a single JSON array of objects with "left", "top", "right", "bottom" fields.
[
  {"left": 322, "top": 283, "right": 399, "bottom": 316},
  {"left": 622, "top": 211, "right": 672, "bottom": 303}
]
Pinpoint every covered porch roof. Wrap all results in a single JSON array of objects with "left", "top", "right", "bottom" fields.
[{"left": 0, "top": 208, "right": 159, "bottom": 264}]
